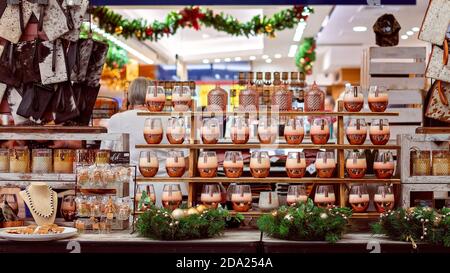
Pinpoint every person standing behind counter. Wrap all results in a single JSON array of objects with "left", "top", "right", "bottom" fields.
[{"left": 101, "top": 77, "right": 188, "bottom": 206}]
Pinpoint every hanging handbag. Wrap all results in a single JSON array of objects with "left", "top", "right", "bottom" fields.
[
  {"left": 61, "top": 0, "right": 89, "bottom": 42},
  {"left": 0, "top": 0, "right": 35, "bottom": 43},
  {"left": 16, "top": 82, "right": 54, "bottom": 123},
  {"left": 84, "top": 39, "right": 108, "bottom": 88},
  {"left": 0, "top": 41, "right": 20, "bottom": 87},
  {"left": 39, "top": 39, "right": 68, "bottom": 84},
  {"left": 425, "top": 80, "right": 450, "bottom": 123},
  {"left": 32, "top": 0, "right": 69, "bottom": 41},
  {"left": 418, "top": 0, "right": 450, "bottom": 46},
  {"left": 7, "top": 86, "right": 29, "bottom": 125},
  {"left": 72, "top": 82, "right": 100, "bottom": 125},
  {"left": 15, "top": 38, "right": 43, "bottom": 84},
  {"left": 51, "top": 80, "right": 79, "bottom": 124},
  {"left": 426, "top": 38, "right": 450, "bottom": 82},
  {"left": 67, "top": 38, "right": 94, "bottom": 82}
]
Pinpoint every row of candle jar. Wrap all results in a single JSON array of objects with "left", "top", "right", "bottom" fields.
[
  {"left": 411, "top": 150, "right": 450, "bottom": 176},
  {"left": 77, "top": 165, "right": 132, "bottom": 188},
  {"left": 343, "top": 85, "right": 389, "bottom": 113},
  {"left": 146, "top": 86, "right": 192, "bottom": 112},
  {"left": 0, "top": 148, "right": 110, "bottom": 174},
  {"left": 143, "top": 116, "right": 390, "bottom": 146},
  {"left": 139, "top": 150, "right": 395, "bottom": 179},
  {"left": 76, "top": 195, "right": 132, "bottom": 221}
]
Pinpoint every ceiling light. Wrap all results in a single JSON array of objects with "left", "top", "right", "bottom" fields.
[
  {"left": 202, "top": 59, "right": 210, "bottom": 64},
  {"left": 412, "top": 27, "right": 420, "bottom": 32},
  {"left": 202, "top": 34, "right": 210, "bottom": 39},
  {"left": 224, "top": 58, "right": 231, "bottom": 62},
  {"left": 262, "top": 55, "right": 269, "bottom": 59},
  {"left": 353, "top": 26, "right": 367, "bottom": 32},
  {"left": 406, "top": 31, "right": 414, "bottom": 36},
  {"left": 214, "top": 58, "right": 221, "bottom": 63},
  {"left": 234, "top": 57, "right": 242, "bottom": 61},
  {"left": 401, "top": 35, "right": 408, "bottom": 40},
  {"left": 293, "top": 21, "right": 307, "bottom": 42},
  {"left": 274, "top": 53, "right": 282, "bottom": 59},
  {"left": 265, "top": 58, "right": 272, "bottom": 64},
  {"left": 249, "top": 56, "right": 256, "bottom": 61},
  {"left": 288, "top": 45, "right": 298, "bottom": 58}
]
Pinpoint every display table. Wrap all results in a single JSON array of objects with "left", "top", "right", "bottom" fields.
[{"left": 1, "top": 231, "right": 449, "bottom": 253}]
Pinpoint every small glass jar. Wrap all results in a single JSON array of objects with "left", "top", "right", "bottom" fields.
[
  {"left": 230, "top": 116, "right": 249, "bottom": 144},
  {"left": 368, "top": 86, "right": 389, "bottom": 112},
  {"left": 53, "top": 149, "right": 75, "bottom": 173},
  {"left": 257, "top": 117, "right": 278, "bottom": 144},
  {"left": 200, "top": 184, "right": 222, "bottom": 209},
  {"left": 349, "top": 184, "right": 369, "bottom": 213},
  {"left": 315, "top": 151, "right": 336, "bottom": 178},
  {"left": 201, "top": 118, "right": 220, "bottom": 144},
  {"left": 146, "top": 85, "right": 166, "bottom": 112},
  {"left": 144, "top": 118, "right": 163, "bottom": 144},
  {"left": 198, "top": 151, "right": 218, "bottom": 178},
  {"left": 287, "top": 185, "right": 308, "bottom": 206},
  {"left": 166, "top": 117, "right": 186, "bottom": 144},
  {"left": 343, "top": 85, "right": 364, "bottom": 112},
  {"left": 162, "top": 184, "right": 183, "bottom": 210},
  {"left": 139, "top": 151, "right": 159, "bottom": 177},
  {"left": 75, "top": 149, "right": 95, "bottom": 166},
  {"left": 172, "top": 86, "right": 192, "bottom": 111},
  {"left": 223, "top": 151, "right": 244, "bottom": 178},
  {"left": 314, "top": 185, "right": 335, "bottom": 208},
  {"left": 207, "top": 84, "right": 228, "bottom": 112},
  {"left": 230, "top": 185, "right": 252, "bottom": 212},
  {"left": 250, "top": 151, "right": 270, "bottom": 178},
  {"left": 346, "top": 151, "right": 367, "bottom": 179},
  {"left": 369, "top": 119, "right": 390, "bottom": 145},
  {"left": 285, "top": 152, "right": 306, "bottom": 178},
  {"left": 411, "top": 150, "right": 431, "bottom": 176},
  {"left": 9, "top": 147, "right": 30, "bottom": 173},
  {"left": 165, "top": 150, "right": 186, "bottom": 177},
  {"left": 345, "top": 118, "right": 367, "bottom": 145},
  {"left": 432, "top": 150, "right": 450, "bottom": 176},
  {"left": 31, "top": 149, "right": 52, "bottom": 173},
  {"left": 258, "top": 192, "right": 279, "bottom": 212},
  {"left": 95, "top": 150, "right": 110, "bottom": 165},
  {"left": 284, "top": 117, "right": 304, "bottom": 144},
  {"left": 0, "top": 148, "right": 9, "bottom": 172},
  {"left": 304, "top": 82, "right": 325, "bottom": 112},
  {"left": 310, "top": 118, "right": 330, "bottom": 144}
]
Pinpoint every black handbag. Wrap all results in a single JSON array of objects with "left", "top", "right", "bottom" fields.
[
  {"left": 16, "top": 83, "right": 54, "bottom": 122},
  {"left": 0, "top": 41, "right": 20, "bottom": 87},
  {"left": 15, "top": 38, "right": 46, "bottom": 84},
  {"left": 73, "top": 82, "right": 100, "bottom": 125},
  {"left": 67, "top": 38, "right": 94, "bottom": 83},
  {"left": 85, "top": 40, "right": 109, "bottom": 88}
]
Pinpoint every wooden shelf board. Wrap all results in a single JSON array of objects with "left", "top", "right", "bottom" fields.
[
  {"left": 136, "top": 144, "right": 401, "bottom": 150},
  {"left": 137, "top": 111, "right": 400, "bottom": 117},
  {"left": 415, "top": 127, "right": 450, "bottom": 134},
  {"left": 136, "top": 177, "right": 401, "bottom": 184},
  {"left": 229, "top": 211, "right": 381, "bottom": 219},
  {"left": 0, "top": 126, "right": 107, "bottom": 134},
  {"left": 403, "top": 176, "right": 450, "bottom": 184},
  {"left": 0, "top": 173, "right": 76, "bottom": 181}
]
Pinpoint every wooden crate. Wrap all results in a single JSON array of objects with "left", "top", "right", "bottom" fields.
[{"left": 362, "top": 47, "right": 427, "bottom": 139}]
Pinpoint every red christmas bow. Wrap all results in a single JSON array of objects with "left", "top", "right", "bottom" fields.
[{"left": 178, "top": 7, "right": 205, "bottom": 31}]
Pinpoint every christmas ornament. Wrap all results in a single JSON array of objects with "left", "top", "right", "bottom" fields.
[
  {"left": 295, "top": 37, "right": 316, "bottom": 75},
  {"left": 187, "top": 207, "right": 200, "bottom": 215},
  {"left": 265, "top": 24, "right": 273, "bottom": 34},
  {"left": 115, "top": 26, "right": 123, "bottom": 34},
  {"left": 171, "top": 208, "right": 185, "bottom": 220},
  {"left": 320, "top": 213, "right": 328, "bottom": 219},
  {"left": 196, "top": 204, "right": 207, "bottom": 213}
]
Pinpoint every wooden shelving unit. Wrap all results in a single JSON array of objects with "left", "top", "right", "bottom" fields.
[{"left": 135, "top": 104, "right": 401, "bottom": 219}]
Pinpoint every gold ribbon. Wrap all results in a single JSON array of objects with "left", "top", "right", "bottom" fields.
[{"left": 405, "top": 235, "right": 418, "bottom": 249}]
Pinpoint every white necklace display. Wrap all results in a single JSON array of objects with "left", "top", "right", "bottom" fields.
[{"left": 24, "top": 186, "right": 55, "bottom": 219}]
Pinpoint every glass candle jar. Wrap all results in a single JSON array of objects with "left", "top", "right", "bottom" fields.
[
  {"left": 314, "top": 185, "right": 335, "bottom": 208},
  {"left": 315, "top": 151, "right": 336, "bottom": 178},
  {"left": 230, "top": 185, "right": 252, "bottom": 212},
  {"left": 374, "top": 185, "right": 395, "bottom": 213},
  {"left": 349, "top": 184, "right": 369, "bottom": 213},
  {"left": 207, "top": 84, "right": 228, "bottom": 112},
  {"left": 344, "top": 85, "right": 364, "bottom": 112},
  {"left": 374, "top": 151, "right": 395, "bottom": 179},
  {"left": 9, "top": 147, "right": 30, "bottom": 173},
  {"left": 310, "top": 118, "right": 330, "bottom": 145},
  {"left": 304, "top": 82, "right": 325, "bottom": 112},
  {"left": 284, "top": 117, "right": 304, "bottom": 144},
  {"left": 230, "top": 116, "right": 249, "bottom": 144},
  {"left": 139, "top": 151, "right": 159, "bottom": 177},
  {"left": 346, "top": 118, "right": 367, "bottom": 145},
  {"left": 166, "top": 117, "right": 186, "bottom": 144},
  {"left": 53, "top": 149, "right": 75, "bottom": 173},
  {"left": 95, "top": 149, "right": 110, "bottom": 165},
  {"left": 411, "top": 150, "right": 431, "bottom": 176},
  {"left": 346, "top": 151, "right": 367, "bottom": 179},
  {"left": 223, "top": 151, "right": 244, "bottom": 178},
  {"left": 146, "top": 85, "right": 166, "bottom": 112},
  {"left": 0, "top": 148, "right": 9, "bottom": 172},
  {"left": 198, "top": 151, "right": 218, "bottom": 178},
  {"left": 287, "top": 185, "right": 308, "bottom": 206},
  {"left": 200, "top": 184, "right": 222, "bottom": 209},
  {"left": 258, "top": 192, "right": 279, "bottom": 212},
  {"left": 172, "top": 86, "right": 192, "bottom": 111},
  {"left": 432, "top": 150, "right": 450, "bottom": 176},
  {"left": 369, "top": 119, "right": 390, "bottom": 145},
  {"left": 144, "top": 118, "right": 163, "bottom": 144},
  {"left": 75, "top": 149, "right": 95, "bottom": 166},
  {"left": 368, "top": 86, "right": 389, "bottom": 112},
  {"left": 31, "top": 149, "right": 52, "bottom": 173},
  {"left": 238, "top": 86, "right": 259, "bottom": 112},
  {"left": 165, "top": 150, "right": 186, "bottom": 177},
  {"left": 162, "top": 184, "right": 183, "bottom": 210},
  {"left": 286, "top": 152, "right": 306, "bottom": 178},
  {"left": 257, "top": 117, "right": 278, "bottom": 144},
  {"left": 201, "top": 118, "right": 220, "bottom": 144},
  {"left": 271, "top": 86, "right": 292, "bottom": 112},
  {"left": 250, "top": 151, "right": 270, "bottom": 178}
]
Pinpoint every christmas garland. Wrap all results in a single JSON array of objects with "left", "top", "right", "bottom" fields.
[
  {"left": 257, "top": 199, "right": 352, "bottom": 243},
  {"left": 136, "top": 205, "right": 230, "bottom": 240},
  {"left": 92, "top": 6, "right": 313, "bottom": 41},
  {"left": 295, "top": 37, "right": 316, "bottom": 75},
  {"left": 372, "top": 207, "right": 450, "bottom": 248}
]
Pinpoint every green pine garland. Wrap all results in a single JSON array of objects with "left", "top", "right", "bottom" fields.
[
  {"left": 372, "top": 207, "right": 450, "bottom": 248},
  {"left": 92, "top": 6, "right": 313, "bottom": 41},
  {"left": 257, "top": 199, "right": 352, "bottom": 243},
  {"left": 295, "top": 37, "right": 316, "bottom": 75},
  {"left": 136, "top": 205, "right": 230, "bottom": 240}
]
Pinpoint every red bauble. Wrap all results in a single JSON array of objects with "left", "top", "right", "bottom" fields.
[
  {"left": 305, "top": 57, "right": 310, "bottom": 62},
  {"left": 145, "top": 27, "right": 153, "bottom": 36}
]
